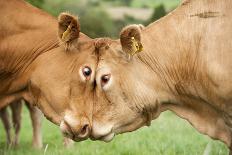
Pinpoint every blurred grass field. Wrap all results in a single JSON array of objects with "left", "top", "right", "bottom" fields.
[
  {"left": 0, "top": 106, "right": 229, "bottom": 155},
  {"left": 131, "top": 0, "right": 181, "bottom": 10}
]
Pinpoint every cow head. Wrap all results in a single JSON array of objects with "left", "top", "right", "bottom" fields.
[
  {"left": 29, "top": 13, "right": 98, "bottom": 141},
  {"left": 90, "top": 25, "right": 163, "bottom": 142},
  {"left": 29, "top": 15, "right": 162, "bottom": 142}
]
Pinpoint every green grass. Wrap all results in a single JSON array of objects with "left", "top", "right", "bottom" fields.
[{"left": 0, "top": 106, "right": 229, "bottom": 155}]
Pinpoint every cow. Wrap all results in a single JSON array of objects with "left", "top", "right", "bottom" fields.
[
  {"left": 0, "top": 0, "right": 98, "bottom": 142},
  {"left": 43, "top": 0, "right": 231, "bottom": 153}
]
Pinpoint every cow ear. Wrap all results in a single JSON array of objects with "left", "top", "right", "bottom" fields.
[
  {"left": 58, "top": 13, "right": 80, "bottom": 50},
  {"left": 120, "top": 24, "right": 144, "bottom": 58}
]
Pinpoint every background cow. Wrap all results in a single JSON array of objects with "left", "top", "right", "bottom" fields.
[
  {"left": 0, "top": 99, "right": 43, "bottom": 148},
  {"left": 0, "top": 101, "right": 22, "bottom": 146},
  {"left": 0, "top": 99, "right": 74, "bottom": 148}
]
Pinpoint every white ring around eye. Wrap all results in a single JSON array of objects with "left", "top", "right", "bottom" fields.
[
  {"left": 96, "top": 67, "right": 113, "bottom": 90},
  {"left": 79, "top": 67, "right": 87, "bottom": 81},
  {"left": 101, "top": 75, "right": 113, "bottom": 91},
  {"left": 79, "top": 66, "right": 93, "bottom": 82}
]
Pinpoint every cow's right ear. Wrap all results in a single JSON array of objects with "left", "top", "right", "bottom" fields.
[
  {"left": 120, "top": 24, "right": 144, "bottom": 58},
  {"left": 58, "top": 13, "right": 80, "bottom": 50}
]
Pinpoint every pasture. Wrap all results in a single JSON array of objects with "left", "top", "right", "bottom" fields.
[{"left": 0, "top": 106, "right": 228, "bottom": 155}]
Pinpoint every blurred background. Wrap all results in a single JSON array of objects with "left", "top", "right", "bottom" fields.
[
  {"left": 26, "top": 0, "right": 180, "bottom": 38},
  {"left": 0, "top": 0, "right": 229, "bottom": 155}
]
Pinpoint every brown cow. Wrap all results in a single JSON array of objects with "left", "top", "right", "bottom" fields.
[
  {"left": 39, "top": 0, "right": 231, "bottom": 153},
  {"left": 0, "top": 0, "right": 97, "bottom": 142}
]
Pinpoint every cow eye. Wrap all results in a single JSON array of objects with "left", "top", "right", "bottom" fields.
[
  {"left": 82, "top": 66, "right": 92, "bottom": 77},
  {"left": 101, "top": 74, "right": 111, "bottom": 86}
]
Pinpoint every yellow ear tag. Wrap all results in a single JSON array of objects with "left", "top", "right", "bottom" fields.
[
  {"left": 62, "top": 24, "right": 72, "bottom": 41},
  {"left": 130, "top": 37, "right": 143, "bottom": 56}
]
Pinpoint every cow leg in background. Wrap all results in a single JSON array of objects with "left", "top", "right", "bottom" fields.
[
  {"left": 63, "top": 137, "right": 74, "bottom": 147},
  {"left": 25, "top": 101, "right": 43, "bottom": 148},
  {"left": 0, "top": 107, "right": 12, "bottom": 146},
  {"left": 10, "top": 100, "right": 22, "bottom": 146},
  {"left": 230, "top": 144, "right": 232, "bottom": 155}
]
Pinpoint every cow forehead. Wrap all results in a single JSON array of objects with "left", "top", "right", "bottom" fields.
[
  {"left": 93, "top": 38, "right": 119, "bottom": 56},
  {"left": 74, "top": 38, "right": 120, "bottom": 74},
  {"left": 94, "top": 38, "right": 111, "bottom": 49},
  {"left": 74, "top": 38, "right": 116, "bottom": 60}
]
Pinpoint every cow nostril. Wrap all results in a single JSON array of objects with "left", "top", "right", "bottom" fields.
[
  {"left": 79, "top": 124, "right": 90, "bottom": 138},
  {"left": 62, "top": 114, "right": 91, "bottom": 141}
]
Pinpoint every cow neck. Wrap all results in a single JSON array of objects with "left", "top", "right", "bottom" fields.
[
  {"left": 138, "top": 1, "right": 232, "bottom": 146},
  {"left": 0, "top": 0, "right": 59, "bottom": 95}
]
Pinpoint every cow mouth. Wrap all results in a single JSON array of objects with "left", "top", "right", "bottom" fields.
[
  {"left": 60, "top": 120, "right": 78, "bottom": 141},
  {"left": 90, "top": 123, "right": 115, "bottom": 142},
  {"left": 90, "top": 132, "right": 115, "bottom": 142}
]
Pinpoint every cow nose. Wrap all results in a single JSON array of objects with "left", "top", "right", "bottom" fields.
[{"left": 60, "top": 115, "right": 91, "bottom": 141}]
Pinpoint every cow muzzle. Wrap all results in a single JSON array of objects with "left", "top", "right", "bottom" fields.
[{"left": 60, "top": 114, "right": 91, "bottom": 141}]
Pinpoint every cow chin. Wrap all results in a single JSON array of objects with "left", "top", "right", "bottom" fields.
[
  {"left": 91, "top": 122, "right": 115, "bottom": 142},
  {"left": 91, "top": 132, "right": 115, "bottom": 142},
  {"left": 91, "top": 117, "right": 146, "bottom": 142}
]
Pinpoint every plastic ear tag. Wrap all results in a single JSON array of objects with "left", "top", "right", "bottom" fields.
[
  {"left": 62, "top": 24, "right": 72, "bottom": 41},
  {"left": 130, "top": 37, "right": 143, "bottom": 56}
]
